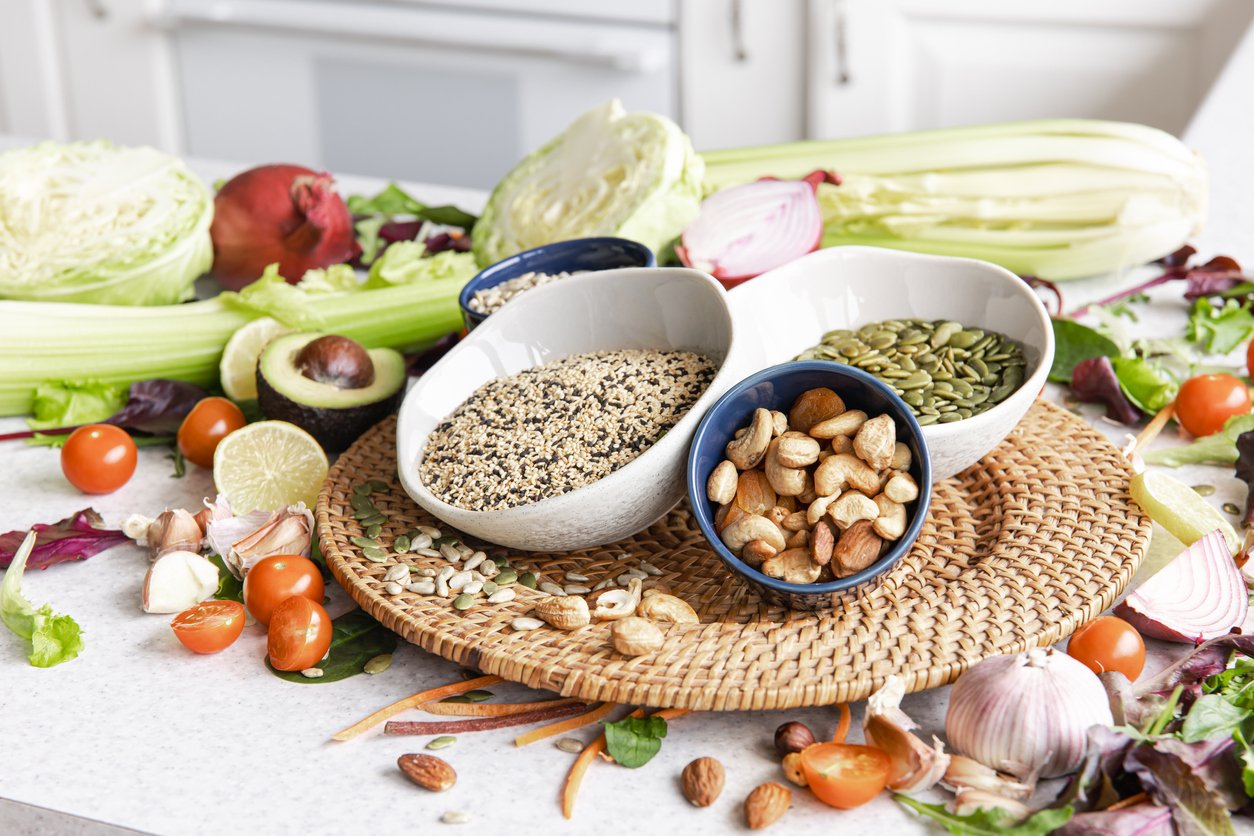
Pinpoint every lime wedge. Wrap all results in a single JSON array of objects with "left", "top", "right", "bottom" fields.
[
  {"left": 1130, "top": 469, "right": 1239, "bottom": 553},
  {"left": 213, "top": 421, "right": 328, "bottom": 513},
  {"left": 219, "top": 317, "right": 291, "bottom": 401}
]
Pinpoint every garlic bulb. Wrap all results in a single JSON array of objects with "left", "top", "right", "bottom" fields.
[{"left": 945, "top": 648, "right": 1112, "bottom": 778}]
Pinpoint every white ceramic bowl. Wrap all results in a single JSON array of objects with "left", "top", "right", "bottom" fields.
[
  {"left": 396, "top": 267, "right": 740, "bottom": 551},
  {"left": 726, "top": 246, "right": 1054, "bottom": 480}
]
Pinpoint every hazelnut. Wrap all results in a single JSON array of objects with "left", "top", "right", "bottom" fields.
[{"left": 774, "top": 721, "right": 816, "bottom": 756}]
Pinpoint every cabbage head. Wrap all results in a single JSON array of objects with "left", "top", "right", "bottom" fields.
[
  {"left": 0, "top": 141, "right": 213, "bottom": 305},
  {"left": 473, "top": 100, "right": 704, "bottom": 267}
]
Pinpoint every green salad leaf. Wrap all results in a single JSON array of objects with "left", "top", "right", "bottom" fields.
[
  {"left": 0, "top": 531, "right": 84, "bottom": 667},
  {"left": 1049, "top": 318, "right": 1120, "bottom": 383},
  {"left": 602, "top": 715, "right": 668, "bottom": 768},
  {"left": 895, "top": 796, "right": 1072, "bottom": 835},
  {"left": 267, "top": 609, "right": 397, "bottom": 684},
  {"left": 1111, "top": 356, "right": 1178, "bottom": 413},
  {"left": 28, "top": 380, "right": 127, "bottom": 431},
  {"left": 1143, "top": 414, "right": 1254, "bottom": 466},
  {"left": 1188, "top": 298, "right": 1254, "bottom": 354},
  {"left": 365, "top": 246, "right": 477, "bottom": 288},
  {"left": 347, "top": 183, "right": 478, "bottom": 230},
  {"left": 205, "top": 554, "right": 244, "bottom": 603}
]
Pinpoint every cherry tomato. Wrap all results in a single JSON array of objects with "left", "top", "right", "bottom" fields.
[
  {"left": 1175, "top": 374, "right": 1251, "bottom": 438},
  {"left": 177, "top": 396, "right": 246, "bottom": 469},
  {"left": 1247, "top": 339, "right": 1254, "bottom": 379},
  {"left": 171, "top": 600, "right": 246, "bottom": 654},
  {"left": 60, "top": 424, "right": 137, "bottom": 494},
  {"left": 243, "top": 554, "right": 325, "bottom": 626},
  {"left": 798, "top": 742, "right": 891, "bottom": 809},
  {"left": 267, "top": 596, "right": 332, "bottom": 672},
  {"left": 1067, "top": 615, "right": 1146, "bottom": 681}
]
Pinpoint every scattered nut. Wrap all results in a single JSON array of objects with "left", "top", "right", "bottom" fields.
[
  {"left": 774, "top": 721, "right": 817, "bottom": 756},
  {"left": 830, "top": 434, "right": 854, "bottom": 455},
  {"left": 809, "top": 409, "right": 867, "bottom": 439},
  {"left": 853, "top": 414, "right": 896, "bottom": 471},
  {"left": 828, "top": 491, "right": 880, "bottom": 530},
  {"left": 398, "top": 753, "right": 456, "bottom": 792},
  {"left": 890, "top": 441, "right": 912, "bottom": 471},
  {"left": 873, "top": 494, "right": 908, "bottom": 540},
  {"left": 788, "top": 388, "right": 845, "bottom": 433},
  {"left": 706, "top": 460, "right": 738, "bottom": 505},
  {"left": 806, "top": 492, "right": 841, "bottom": 526},
  {"left": 637, "top": 593, "right": 699, "bottom": 624},
  {"left": 884, "top": 471, "right": 920, "bottom": 503},
  {"left": 745, "top": 782, "right": 791, "bottom": 830},
  {"left": 725, "top": 408, "right": 773, "bottom": 469},
  {"left": 534, "top": 596, "right": 590, "bottom": 630},
  {"left": 761, "top": 548, "right": 821, "bottom": 584},
  {"left": 781, "top": 752, "right": 808, "bottom": 787},
  {"left": 589, "top": 578, "right": 641, "bottom": 620},
  {"left": 832, "top": 519, "right": 884, "bottom": 577},
  {"left": 809, "top": 518, "right": 836, "bottom": 566},
  {"left": 611, "top": 616, "right": 664, "bottom": 656},
  {"left": 681, "top": 757, "right": 725, "bottom": 807}
]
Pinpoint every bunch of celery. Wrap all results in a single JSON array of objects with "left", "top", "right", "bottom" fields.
[{"left": 701, "top": 120, "right": 1207, "bottom": 280}]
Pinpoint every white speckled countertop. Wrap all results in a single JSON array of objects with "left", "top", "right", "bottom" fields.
[{"left": 4, "top": 24, "right": 1254, "bottom": 834}]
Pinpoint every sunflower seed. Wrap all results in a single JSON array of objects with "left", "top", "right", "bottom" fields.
[
  {"left": 439, "top": 543, "right": 462, "bottom": 562},
  {"left": 512, "top": 617, "right": 543, "bottom": 631},
  {"left": 488, "top": 588, "right": 516, "bottom": 604},
  {"left": 414, "top": 547, "right": 441, "bottom": 558},
  {"left": 449, "top": 572, "right": 474, "bottom": 591},
  {"left": 384, "top": 581, "right": 404, "bottom": 595},
  {"left": 414, "top": 567, "right": 437, "bottom": 578},
  {"left": 383, "top": 564, "right": 410, "bottom": 583},
  {"left": 440, "top": 811, "right": 470, "bottom": 825},
  {"left": 565, "top": 572, "right": 590, "bottom": 582},
  {"left": 564, "top": 584, "right": 591, "bottom": 595},
  {"left": 417, "top": 525, "right": 442, "bottom": 539},
  {"left": 408, "top": 580, "right": 436, "bottom": 594},
  {"left": 555, "top": 738, "right": 584, "bottom": 753},
  {"left": 301, "top": 667, "right": 324, "bottom": 678},
  {"left": 478, "top": 560, "right": 499, "bottom": 579},
  {"left": 462, "top": 581, "right": 484, "bottom": 595},
  {"left": 539, "top": 582, "right": 566, "bottom": 596},
  {"left": 463, "top": 553, "right": 486, "bottom": 572}
]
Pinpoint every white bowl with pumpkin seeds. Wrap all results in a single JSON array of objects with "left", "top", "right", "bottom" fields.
[
  {"left": 727, "top": 246, "right": 1054, "bottom": 480},
  {"left": 397, "top": 267, "right": 743, "bottom": 551}
]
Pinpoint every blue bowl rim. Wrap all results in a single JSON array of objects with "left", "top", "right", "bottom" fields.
[
  {"left": 685, "top": 360, "right": 934, "bottom": 597},
  {"left": 458, "top": 237, "right": 657, "bottom": 324}
]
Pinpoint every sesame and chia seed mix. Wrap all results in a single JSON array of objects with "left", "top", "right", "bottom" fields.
[
  {"left": 420, "top": 349, "right": 716, "bottom": 511},
  {"left": 467, "top": 270, "right": 581, "bottom": 315}
]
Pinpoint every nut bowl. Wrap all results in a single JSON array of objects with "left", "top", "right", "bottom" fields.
[
  {"left": 726, "top": 246, "right": 1054, "bottom": 480},
  {"left": 398, "top": 267, "right": 740, "bottom": 552},
  {"left": 686, "top": 361, "right": 932, "bottom": 610}
]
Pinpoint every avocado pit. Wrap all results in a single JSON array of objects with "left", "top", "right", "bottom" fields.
[{"left": 296, "top": 334, "right": 376, "bottom": 389}]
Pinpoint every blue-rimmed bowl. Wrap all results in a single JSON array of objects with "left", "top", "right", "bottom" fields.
[
  {"left": 459, "top": 237, "right": 656, "bottom": 331},
  {"left": 686, "top": 361, "right": 932, "bottom": 610}
]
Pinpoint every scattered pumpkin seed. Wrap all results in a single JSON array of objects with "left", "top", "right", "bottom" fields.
[
  {"left": 362, "top": 545, "right": 387, "bottom": 561},
  {"left": 1224, "top": 502, "right": 1241, "bottom": 515},
  {"left": 495, "top": 568, "right": 518, "bottom": 585},
  {"left": 365, "top": 524, "right": 383, "bottom": 539},
  {"left": 426, "top": 735, "right": 457, "bottom": 750},
  {"left": 352, "top": 484, "right": 373, "bottom": 496},
  {"left": 351, "top": 535, "right": 378, "bottom": 549},
  {"left": 493, "top": 555, "right": 511, "bottom": 568},
  {"left": 434, "top": 535, "right": 460, "bottom": 548},
  {"left": 394, "top": 534, "right": 412, "bottom": 553},
  {"left": 1192, "top": 484, "right": 1216, "bottom": 497},
  {"left": 452, "top": 593, "right": 475, "bottom": 610},
  {"left": 367, "top": 479, "right": 389, "bottom": 492},
  {"left": 518, "top": 572, "right": 538, "bottom": 589},
  {"left": 555, "top": 738, "right": 584, "bottom": 754},
  {"left": 481, "top": 581, "right": 499, "bottom": 596},
  {"left": 364, "top": 654, "right": 393, "bottom": 675}
]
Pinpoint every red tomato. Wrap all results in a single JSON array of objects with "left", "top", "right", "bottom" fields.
[
  {"left": 1248, "top": 339, "right": 1254, "bottom": 379},
  {"left": 1175, "top": 374, "right": 1251, "bottom": 437},
  {"left": 798, "top": 742, "right": 891, "bottom": 809},
  {"left": 1067, "top": 615, "right": 1146, "bottom": 681},
  {"left": 243, "top": 554, "right": 325, "bottom": 626},
  {"left": 267, "top": 596, "right": 332, "bottom": 672},
  {"left": 177, "top": 397, "right": 246, "bottom": 469},
  {"left": 60, "top": 424, "right": 137, "bottom": 494},
  {"left": 171, "top": 600, "right": 246, "bottom": 654}
]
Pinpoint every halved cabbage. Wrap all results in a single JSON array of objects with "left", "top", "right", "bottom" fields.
[
  {"left": 0, "top": 140, "right": 213, "bottom": 305},
  {"left": 473, "top": 100, "right": 704, "bottom": 267}
]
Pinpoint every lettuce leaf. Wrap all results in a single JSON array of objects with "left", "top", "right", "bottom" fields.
[
  {"left": 28, "top": 380, "right": 126, "bottom": 431},
  {"left": 896, "top": 796, "right": 1073, "bottom": 835},
  {"left": 1188, "top": 298, "right": 1254, "bottom": 354},
  {"left": 0, "top": 531, "right": 84, "bottom": 667},
  {"left": 1143, "top": 414, "right": 1254, "bottom": 466},
  {"left": 365, "top": 246, "right": 476, "bottom": 288},
  {"left": 1111, "top": 356, "right": 1177, "bottom": 414},
  {"left": 0, "top": 508, "right": 128, "bottom": 570}
]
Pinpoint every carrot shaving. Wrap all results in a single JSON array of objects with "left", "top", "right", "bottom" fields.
[
  {"left": 331, "top": 674, "right": 502, "bottom": 741},
  {"left": 833, "top": 703, "right": 851, "bottom": 742},
  {"left": 515, "top": 701, "right": 615, "bottom": 747},
  {"left": 1130, "top": 401, "right": 1175, "bottom": 456},
  {"left": 420, "top": 698, "right": 584, "bottom": 717},
  {"left": 1107, "top": 792, "right": 1148, "bottom": 812}
]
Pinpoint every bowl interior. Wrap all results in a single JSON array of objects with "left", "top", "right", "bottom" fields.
[{"left": 687, "top": 361, "right": 932, "bottom": 599}]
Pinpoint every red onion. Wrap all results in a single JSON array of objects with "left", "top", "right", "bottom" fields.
[
  {"left": 210, "top": 164, "right": 355, "bottom": 290},
  {"left": 676, "top": 178, "right": 824, "bottom": 289},
  {"left": 1114, "top": 529, "right": 1247, "bottom": 643}
]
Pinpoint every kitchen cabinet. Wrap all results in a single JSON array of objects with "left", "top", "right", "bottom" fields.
[{"left": 806, "top": 0, "right": 1254, "bottom": 139}]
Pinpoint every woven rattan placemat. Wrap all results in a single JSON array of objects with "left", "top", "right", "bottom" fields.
[{"left": 317, "top": 399, "right": 1150, "bottom": 710}]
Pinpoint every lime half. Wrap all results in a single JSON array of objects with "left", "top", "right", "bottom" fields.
[
  {"left": 219, "top": 317, "right": 291, "bottom": 401},
  {"left": 1130, "top": 469, "right": 1238, "bottom": 553},
  {"left": 213, "top": 421, "right": 328, "bottom": 513}
]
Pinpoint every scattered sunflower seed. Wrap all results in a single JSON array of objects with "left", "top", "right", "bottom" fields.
[
  {"left": 555, "top": 737, "right": 585, "bottom": 754},
  {"left": 408, "top": 581, "right": 436, "bottom": 595},
  {"left": 449, "top": 571, "right": 475, "bottom": 591},
  {"left": 463, "top": 553, "right": 486, "bottom": 572},
  {"left": 426, "top": 735, "right": 457, "bottom": 750},
  {"left": 414, "top": 547, "right": 441, "bottom": 559},
  {"left": 384, "top": 581, "right": 404, "bottom": 595},
  {"left": 565, "top": 572, "right": 590, "bottom": 582},
  {"left": 440, "top": 543, "right": 462, "bottom": 562},
  {"left": 564, "top": 584, "right": 591, "bottom": 595},
  {"left": 511, "top": 617, "right": 543, "bottom": 631},
  {"left": 639, "top": 561, "right": 664, "bottom": 576},
  {"left": 300, "top": 667, "right": 324, "bottom": 678},
  {"left": 488, "top": 588, "right": 516, "bottom": 604},
  {"left": 364, "top": 654, "right": 393, "bottom": 675},
  {"left": 462, "top": 580, "right": 484, "bottom": 595},
  {"left": 416, "top": 525, "right": 442, "bottom": 539},
  {"left": 440, "top": 811, "right": 470, "bottom": 825},
  {"left": 540, "top": 582, "right": 566, "bottom": 596},
  {"left": 414, "top": 567, "right": 437, "bottom": 578},
  {"left": 383, "top": 564, "right": 410, "bottom": 583}
]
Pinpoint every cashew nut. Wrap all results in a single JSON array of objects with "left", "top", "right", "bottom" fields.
[
  {"left": 714, "top": 501, "right": 746, "bottom": 534},
  {"left": 770, "top": 410, "right": 789, "bottom": 437},
  {"left": 764, "top": 439, "right": 807, "bottom": 497},
  {"left": 828, "top": 491, "right": 880, "bottom": 530},
  {"left": 785, "top": 528, "right": 809, "bottom": 549},
  {"left": 809, "top": 410, "right": 867, "bottom": 439},
  {"left": 782, "top": 511, "right": 809, "bottom": 532},
  {"left": 890, "top": 442, "right": 912, "bottom": 471},
  {"left": 720, "top": 514, "right": 786, "bottom": 555},
  {"left": 788, "top": 388, "right": 846, "bottom": 433},
  {"left": 762, "top": 548, "right": 822, "bottom": 584},
  {"left": 637, "top": 593, "right": 699, "bottom": 625},
  {"left": 797, "top": 471, "right": 818, "bottom": 504},
  {"left": 742, "top": 538, "right": 778, "bottom": 567},
  {"left": 589, "top": 578, "right": 642, "bottom": 621},
  {"left": 806, "top": 492, "right": 842, "bottom": 527},
  {"left": 830, "top": 435, "right": 854, "bottom": 455},
  {"left": 765, "top": 505, "right": 789, "bottom": 528},
  {"left": 706, "top": 460, "right": 738, "bottom": 505},
  {"left": 853, "top": 414, "right": 896, "bottom": 471},
  {"left": 884, "top": 471, "right": 920, "bottom": 504},
  {"left": 814, "top": 453, "right": 881, "bottom": 496},
  {"left": 775, "top": 432, "right": 821, "bottom": 468},
  {"left": 735, "top": 470, "right": 777, "bottom": 515},
  {"left": 873, "top": 494, "right": 907, "bottom": 540},
  {"left": 725, "top": 408, "right": 773, "bottom": 469},
  {"left": 776, "top": 494, "right": 797, "bottom": 513}
]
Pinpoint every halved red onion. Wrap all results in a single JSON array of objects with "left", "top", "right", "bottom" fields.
[
  {"left": 676, "top": 179, "right": 823, "bottom": 287},
  {"left": 1114, "top": 529, "right": 1247, "bottom": 643}
]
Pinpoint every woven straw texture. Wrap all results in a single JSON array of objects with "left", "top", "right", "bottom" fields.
[{"left": 317, "top": 399, "right": 1149, "bottom": 710}]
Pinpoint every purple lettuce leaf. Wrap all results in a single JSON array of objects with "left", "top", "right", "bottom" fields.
[
  {"left": 1057, "top": 725, "right": 1140, "bottom": 812},
  {"left": 1137, "top": 635, "right": 1254, "bottom": 702},
  {"left": 1152, "top": 737, "right": 1246, "bottom": 812},
  {"left": 1071, "top": 357, "right": 1143, "bottom": 425},
  {"left": 106, "top": 379, "right": 209, "bottom": 436},
  {"left": 1125, "top": 743, "right": 1236, "bottom": 835},
  {"left": 0, "top": 509, "right": 129, "bottom": 570},
  {"left": 1182, "top": 256, "right": 1246, "bottom": 301},
  {"left": 1057, "top": 803, "right": 1174, "bottom": 836}
]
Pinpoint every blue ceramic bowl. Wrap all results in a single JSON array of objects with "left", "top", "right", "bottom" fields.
[
  {"left": 459, "top": 237, "right": 656, "bottom": 331},
  {"left": 686, "top": 361, "right": 932, "bottom": 610}
]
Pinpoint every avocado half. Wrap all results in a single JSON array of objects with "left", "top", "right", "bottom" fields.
[{"left": 256, "top": 332, "right": 406, "bottom": 452}]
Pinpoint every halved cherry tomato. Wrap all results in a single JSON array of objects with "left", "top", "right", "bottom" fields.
[
  {"left": 1067, "top": 615, "right": 1145, "bottom": 681},
  {"left": 60, "top": 424, "right": 137, "bottom": 494},
  {"left": 171, "top": 600, "right": 246, "bottom": 654},
  {"left": 1175, "top": 373, "right": 1251, "bottom": 438},
  {"left": 798, "top": 742, "right": 891, "bottom": 809},
  {"left": 243, "top": 554, "right": 325, "bottom": 626},
  {"left": 177, "top": 396, "right": 246, "bottom": 469},
  {"left": 267, "top": 596, "right": 332, "bottom": 672}
]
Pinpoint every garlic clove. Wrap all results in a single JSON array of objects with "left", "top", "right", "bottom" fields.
[
  {"left": 942, "top": 755, "right": 1035, "bottom": 801},
  {"left": 122, "top": 513, "right": 155, "bottom": 544},
  {"left": 145, "top": 508, "right": 205, "bottom": 560},
  {"left": 946, "top": 789, "right": 1032, "bottom": 822},
  {"left": 142, "top": 550, "right": 219, "bottom": 613},
  {"left": 864, "top": 675, "right": 949, "bottom": 793}
]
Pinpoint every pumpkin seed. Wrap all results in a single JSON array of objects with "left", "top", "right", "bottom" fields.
[
  {"left": 495, "top": 568, "right": 518, "bottom": 585},
  {"left": 394, "top": 534, "right": 411, "bottom": 553},
  {"left": 452, "top": 593, "right": 475, "bottom": 610},
  {"left": 1224, "top": 502, "right": 1241, "bottom": 515},
  {"left": 364, "top": 654, "right": 393, "bottom": 675},
  {"left": 351, "top": 535, "right": 378, "bottom": 549},
  {"left": 367, "top": 479, "right": 389, "bottom": 492},
  {"left": 518, "top": 572, "right": 538, "bottom": 589},
  {"left": 353, "top": 484, "right": 372, "bottom": 496},
  {"left": 365, "top": 524, "right": 383, "bottom": 539},
  {"left": 426, "top": 735, "right": 457, "bottom": 750},
  {"left": 1192, "top": 484, "right": 1217, "bottom": 496},
  {"left": 362, "top": 545, "right": 387, "bottom": 561}
]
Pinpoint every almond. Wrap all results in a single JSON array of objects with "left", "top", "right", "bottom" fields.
[
  {"left": 788, "top": 388, "right": 845, "bottom": 433},
  {"left": 832, "top": 519, "right": 883, "bottom": 577},
  {"left": 735, "top": 470, "right": 777, "bottom": 515},
  {"left": 745, "top": 782, "right": 791, "bottom": 829},
  {"left": 809, "top": 518, "right": 835, "bottom": 566},
  {"left": 681, "top": 756, "right": 725, "bottom": 807},
  {"left": 397, "top": 753, "right": 456, "bottom": 792}
]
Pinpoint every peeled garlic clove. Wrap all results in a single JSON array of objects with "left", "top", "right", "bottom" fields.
[
  {"left": 142, "top": 550, "right": 219, "bottom": 613},
  {"left": 942, "top": 755, "right": 1035, "bottom": 801},
  {"left": 122, "top": 513, "right": 155, "bottom": 544},
  {"left": 864, "top": 675, "right": 949, "bottom": 794}
]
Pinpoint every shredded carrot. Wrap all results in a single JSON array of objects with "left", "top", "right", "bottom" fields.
[
  {"left": 420, "top": 697, "right": 585, "bottom": 717},
  {"left": 1107, "top": 792, "right": 1148, "bottom": 812},
  {"left": 559, "top": 707, "right": 692, "bottom": 819},
  {"left": 332, "top": 674, "right": 502, "bottom": 741},
  {"left": 833, "top": 703, "right": 851, "bottom": 743},
  {"left": 1131, "top": 401, "right": 1175, "bottom": 456},
  {"left": 515, "top": 701, "right": 616, "bottom": 747}
]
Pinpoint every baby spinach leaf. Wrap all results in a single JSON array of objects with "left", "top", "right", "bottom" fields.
[
  {"left": 267, "top": 609, "right": 397, "bottom": 684},
  {"left": 895, "top": 795, "right": 1072, "bottom": 835},
  {"left": 602, "top": 715, "right": 668, "bottom": 768},
  {"left": 1182, "top": 695, "right": 1248, "bottom": 743},
  {"left": 1050, "top": 319, "right": 1120, "bottom": 383}
]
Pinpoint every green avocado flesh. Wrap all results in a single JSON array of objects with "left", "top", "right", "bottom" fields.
[{"left": 256, "top": 332, "right": 406, "bottom": 452}]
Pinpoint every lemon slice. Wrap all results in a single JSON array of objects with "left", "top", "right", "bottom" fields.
[
  {"left": 219, "top": 317, "right": 291, "bottom": 401},
  {"left": 1130, "top": 469, "right": 1238, "bottom": 553},
  {"left": 213, "top": 421, "right": 328, "bottom": 513}
]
